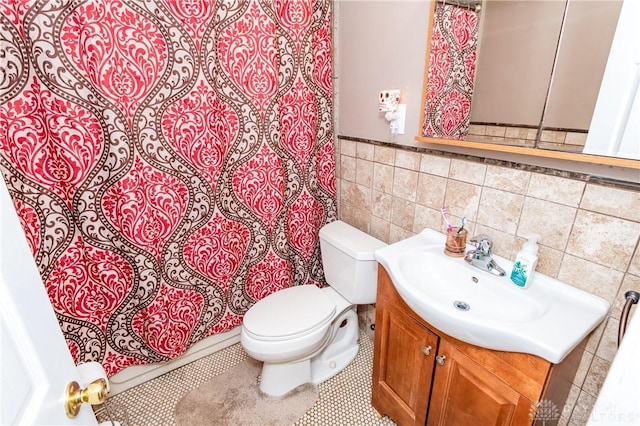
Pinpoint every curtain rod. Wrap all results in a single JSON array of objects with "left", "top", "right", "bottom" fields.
[{"left": 436, "top": 0, "right": 482, "bottom": 13}]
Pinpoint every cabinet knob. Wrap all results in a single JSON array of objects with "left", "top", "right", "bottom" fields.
[
  {"left": 421, "top": 345, "right": 432, "bottom": 356},
  {"left": 436, "top": 355, "right": 446, "bottom": 365}
]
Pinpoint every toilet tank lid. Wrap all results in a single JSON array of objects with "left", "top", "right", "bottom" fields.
[{"left": 320, "top": 221, "right": 387, "bottom": 260}]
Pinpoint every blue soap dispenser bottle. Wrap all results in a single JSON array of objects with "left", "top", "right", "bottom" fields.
[{"left": 510, "top": 234, "right": 540, "bottom": 289}]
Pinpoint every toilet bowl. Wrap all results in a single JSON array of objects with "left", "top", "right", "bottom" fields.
[{"left": 240, "top": 221, "right": 387, "bottom": 396}]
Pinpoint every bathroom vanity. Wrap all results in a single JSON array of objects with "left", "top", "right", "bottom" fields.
[{"left": 371, "top": 265, "right": 582, "bottom": 426}]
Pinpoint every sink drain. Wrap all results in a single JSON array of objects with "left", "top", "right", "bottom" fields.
[{"left": 453, "top": 300, "right": 470, "bottom": 311}]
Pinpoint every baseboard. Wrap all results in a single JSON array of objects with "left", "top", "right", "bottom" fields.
[{"left": 107, "top": 326, "right": 242, "bottom": 395}]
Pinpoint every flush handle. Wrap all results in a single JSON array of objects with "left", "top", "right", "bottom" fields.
[
  {"left": 436, "top": 355, "right": 446, "bottom": 366},
  {"left": 421, "top": 345, "right": 432, "bottom": 356}
]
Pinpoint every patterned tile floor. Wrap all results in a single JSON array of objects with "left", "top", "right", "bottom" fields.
[{"left": 96, "top": 331, "right": 396, "bottom": 425}]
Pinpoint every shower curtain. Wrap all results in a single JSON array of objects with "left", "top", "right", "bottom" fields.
[
  {"left": 423, "top": 2, "right": 479, "bottom": 139},
  {"left": 0, "top": 0, "right": 336, "bottom": 376}
]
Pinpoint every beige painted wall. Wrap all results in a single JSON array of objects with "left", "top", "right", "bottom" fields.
[{"left": 336, "top": 0, "right": 429, "bottom": 145}]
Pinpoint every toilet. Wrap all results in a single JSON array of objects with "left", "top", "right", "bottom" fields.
[{"left": 240, "top": 220, "right": 387, "bottom": 396}]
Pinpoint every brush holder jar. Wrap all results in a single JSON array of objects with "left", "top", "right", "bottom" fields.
[{"left": 444, "top": 229, "right": 467, "bottom": 257}]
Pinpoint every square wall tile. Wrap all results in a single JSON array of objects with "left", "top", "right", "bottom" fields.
[
  {"left": 449, "top": 159, "right": 486, "bottom": 185},
  {"left": 443, "top": 180, "right": 482, "bottom": 222},
  {"left": 370, "top": 215, "right": 390, "bottom": 242},
  {"left": 340, "top": 155, "right": 356, "bottom": 182},
  {"left": 484, "top": 166, "right": 531, "bottom": 194},
  {"left": 420, "top": 154, "right": 450, "bottom": 177},
  {"left": 540, "top": 129, "right": 566, "bottom": 143},
  {"left": 584, "top": 319, "right": 606, "bottom": 356},
  {"left": 476, "top": 187, "right": 523, "bottom": 235},
  {"left": 536, "top": 244, "right": 563, "bottom": 278},
  {"left": 581, "top": 356, "right": 611, "bottom": 398},
  {"left": 390, "top": 196, "right": 415, "bottom": 231},
  {"left": 392, "top": 168, "right": 419, "bottom": 202},
  {"left": 505, "top": 127, "right": 529, "bottom": 139},
  {"left": 372, "top": 190, "right": 392, "bottom": 221},
  {"left": 339, "top": 197, "right": 354, "bottom": 224},
  {"left": 413, "top": 205, "right": 441, "bottom": 234},
  {"left": 416, "top": 173, "right": 447, "bottom": 208},
  {"left": 356, "top": 158, "right": 373, "bottom": 187},
  {"left": 565, "top": 132, "right": 587, "bottom": 146},
  {"left": 356, "top": 142, "right": 374, "bottom": 160},
  {"left": 558, "top": 254, "right": 623, "bottom": 304},
  {"left": 569, "top": 391, "right": 596, "bottom": 426},
  {"left": 528, "top": 174, "right": 585, "bottom": 207},
  {"left": 581, "top": 184, "right": 640, "bottom": 222},
  {"left": 566, "top": 210, "right": 640, "bottom": 271},
  {"left": 595, "top": 316, "right": 619, "bottom": 363},
  {"left": 373, "top": 163, "right": 394, "bottom": 194},
  {"left": 374, "top": 145, "right": 395, "bottom": 165},
  {"left": 560, "top": 384, "right": 581, "bottom": 423},
  {"left": 628, "top": 248, "right": 640, "bottom": 277},
  {"left": 354, "top": 183, "right": 372, "bottom": 213},
  {"left": 351, "top": 208, "right": 371, "bottom": 233},
  {"left": 395, "top": 150, "right": 421, "bottom": 170},
  {"left": 486, "top": 125, "right": 506, "bottom": 137},
  {"left": 518, "top": 198, "right": 576, "bottom": 250},
  {"left": 389, "top": 223, "right": 414, "bottom": 243},
  {"left": 340, "top": 139, "right": 356, "bottom": 156},
  {"left": 468, "top": 124, "right": 486, "bottom": 135}
]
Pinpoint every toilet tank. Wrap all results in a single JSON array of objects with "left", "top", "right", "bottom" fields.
[{"left": 319, "top": 221, "right": 387, "bottom": 304}]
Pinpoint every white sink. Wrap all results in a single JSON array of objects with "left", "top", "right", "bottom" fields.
[{"left": 374, "top": 228, "right": 610, "bottom": 363}]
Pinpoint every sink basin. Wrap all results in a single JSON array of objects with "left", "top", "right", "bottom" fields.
[{"left": 374, "top": 228, "right": 610, "bottom": 363}]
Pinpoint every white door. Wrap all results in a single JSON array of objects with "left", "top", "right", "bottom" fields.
[{"left": 0, "top": 179, "right": 98, "bottom": 425}]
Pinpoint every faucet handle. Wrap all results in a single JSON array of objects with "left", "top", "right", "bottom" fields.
[{"left": 470, "top": 234, "right": 493, "bottom": 255}]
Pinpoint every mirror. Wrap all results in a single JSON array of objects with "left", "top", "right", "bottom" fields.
[{"left": 417, "top": 0, "right": 640, "bottom": 169}]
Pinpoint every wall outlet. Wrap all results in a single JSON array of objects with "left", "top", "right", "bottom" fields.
[{"left": 395, "top": 104, "right": 407, "bottom": 135}]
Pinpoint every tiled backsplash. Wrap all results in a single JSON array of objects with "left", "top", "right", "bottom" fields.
[{"left": 339, "top": 137, "right": 640, "bottom": 426}]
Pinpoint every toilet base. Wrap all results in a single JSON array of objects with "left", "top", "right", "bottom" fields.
[
  {"left": 257, "top": 307, "right": 360, "bottom": 396},
  {"left": 260, "top": 359, "right": 311, "bottom": 396}
]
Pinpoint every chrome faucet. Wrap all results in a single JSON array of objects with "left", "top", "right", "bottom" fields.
[{"left": 464, "top": 235, "right": 506, "bottom": 276}]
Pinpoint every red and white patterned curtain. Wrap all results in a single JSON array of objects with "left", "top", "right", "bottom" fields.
[
  {"left": 423, "top": 2, "right": 479, "bottom": 139},
  {"left": 0, "top": 0, "right": 336, "bottom": 376}
]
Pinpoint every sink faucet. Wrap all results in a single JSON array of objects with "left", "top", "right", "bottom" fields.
[{"left": 464, "top": 235, "right": 506, "bottom": 276}]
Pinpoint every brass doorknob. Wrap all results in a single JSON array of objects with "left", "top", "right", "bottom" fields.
[{"left": 64, "top": 378, "right": 108, "bottom": 418}]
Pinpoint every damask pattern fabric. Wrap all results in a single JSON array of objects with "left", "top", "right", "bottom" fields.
[
  {"left": 0, "top": 0, "right": 336, "bottom": 376},
  {"left": 423, "top": 3, "right": 479, "bottom": 139}
]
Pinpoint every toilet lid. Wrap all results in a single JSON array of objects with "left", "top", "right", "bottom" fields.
[{"left": 243, "top": 285, "right": 336, "bottom": 340}]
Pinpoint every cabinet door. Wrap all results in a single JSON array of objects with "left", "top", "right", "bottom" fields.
[
  {"left": 372, "top": 300, "right": 439, "bottom": 426},
  {"left": 428, "top": 339, "right": 534, "bottom": 426}
]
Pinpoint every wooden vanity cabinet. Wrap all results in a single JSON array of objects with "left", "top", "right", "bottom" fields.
[{"left": 372, "top": 265, "right": 581, "bottom": 426}]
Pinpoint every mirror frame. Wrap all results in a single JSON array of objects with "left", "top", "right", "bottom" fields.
[{"left": 415, "top": 0, "right": 640, "bottom": 170}]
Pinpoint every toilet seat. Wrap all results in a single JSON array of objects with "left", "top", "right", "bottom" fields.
[{"left": 242, "top": 285, "right": 336, "bottom": 341}]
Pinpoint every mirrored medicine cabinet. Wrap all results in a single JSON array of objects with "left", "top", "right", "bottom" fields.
[{"left": 416, "top": 0, "right": 640, "bottom": 170}]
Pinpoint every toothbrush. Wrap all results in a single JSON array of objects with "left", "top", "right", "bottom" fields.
[
  {"left": 458, "top": 216, "right": 466, "bottom": 233},
  {"left": 441, "top": 206, "right": 453, "bottom": 231}
]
